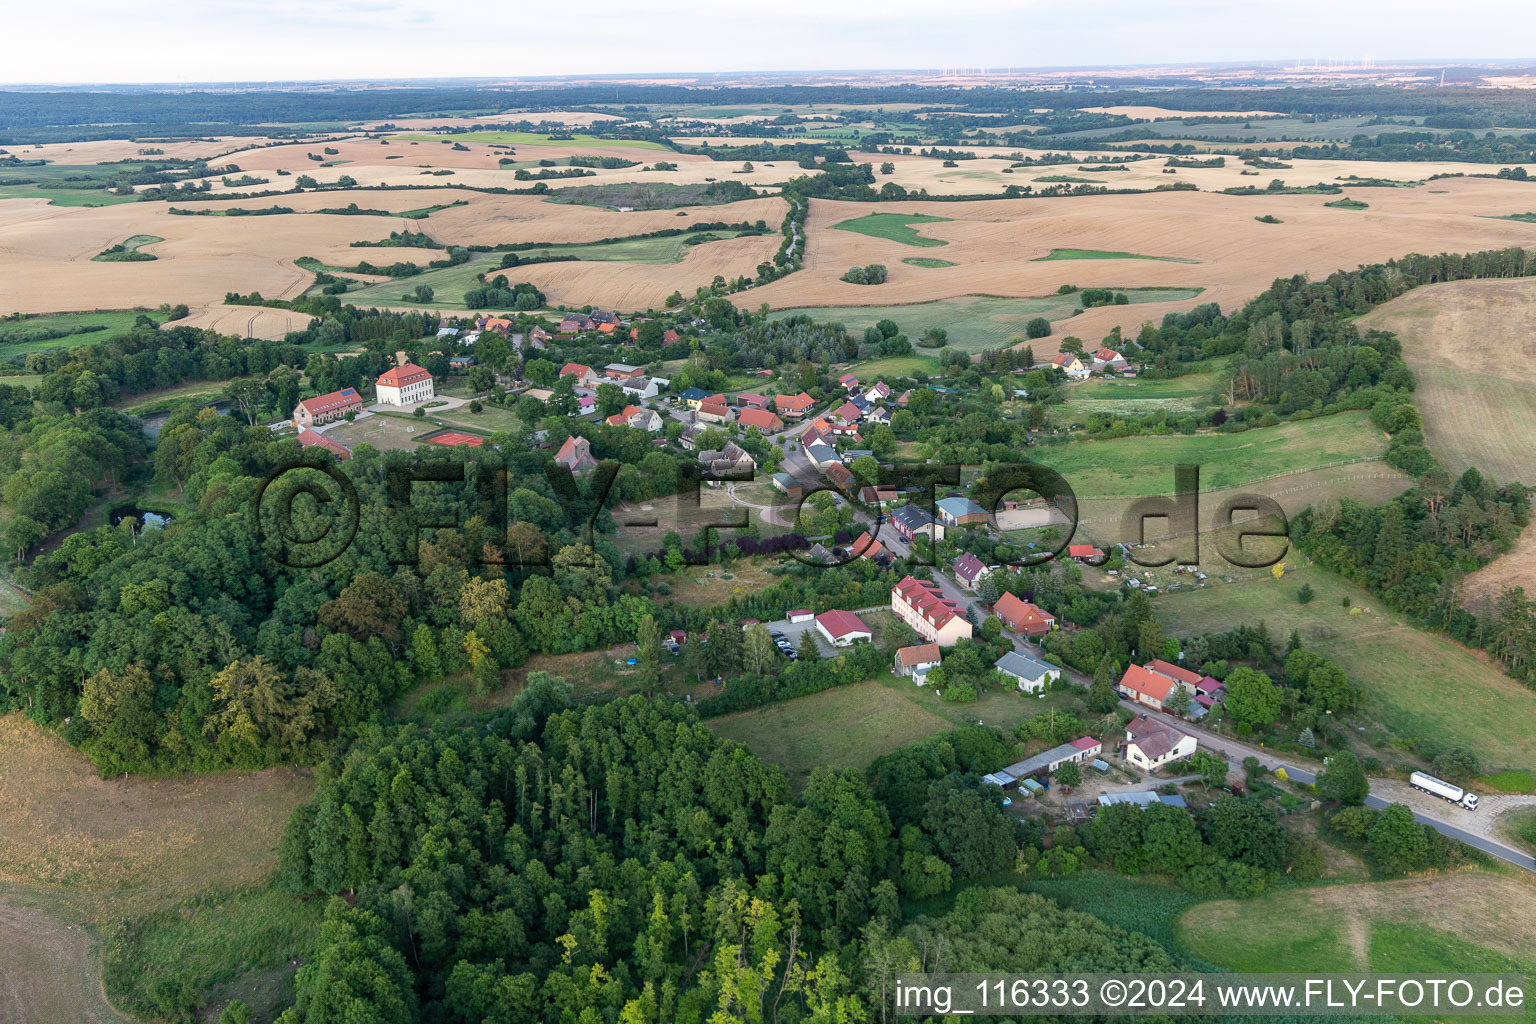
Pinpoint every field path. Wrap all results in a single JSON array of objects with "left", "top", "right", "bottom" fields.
[{"left": 0, "top": 897, "right": 131, "bottom": 1024}]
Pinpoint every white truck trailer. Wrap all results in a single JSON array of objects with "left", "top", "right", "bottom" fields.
[{"left": 1409, "top": 771, "right": 1479, "bottom": 810}]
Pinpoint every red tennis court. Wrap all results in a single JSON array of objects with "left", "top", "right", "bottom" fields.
[{"left": 428, "top": 431, "right": 484, "bottom": 447}]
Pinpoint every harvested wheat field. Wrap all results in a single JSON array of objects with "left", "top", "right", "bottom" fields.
[
  {"left": 0, "top": 898, "right": 130, "bottom": 1024},
  {"left": 175, "top": 303, "right": 318, "bottom": 340},
  {"left": 509, "top": 231, "right": 782, "bottom": 308},
  {"left": 1, "top": 136, "right": 302, "bottom": 165},
  {"left": 0, "top": 714, "right": 312, "bottom": 918},
  {"left": 750, "top": 179, "right": 1536, "bottom": 344},
  {"left": 1357, "top": 277, "right": 1536, "bottom": 607}
]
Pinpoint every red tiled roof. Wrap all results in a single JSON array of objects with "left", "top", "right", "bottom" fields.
[
  {"left": 1120, "top": 664, "right": 1176, "bottom": 703},
  {"left": 377, "top": 363, "right": 431, "bottom": 387},
  {"left": 896, "top": 643, "right": 942, "bottom": 668},
  {"left": 1150, "top": 659, "right": 1202, "bottom": 687},
  {"left": 296, "top": 427, "right": 351, "bottom": 459},
  {"left": 993, "top": 592, "right": 1053, "bottom": 632},
  {"left": 1068, "top": 736, "right": 1101, "bottom": 752},
  {"left": 738, "top": 408, "right": 782, "bottom": 431},
  {"left": 776, "top": 392, "right": 814, "bottom": 412},
  {"left": 559, "top": 362, "right": 591, "bottom": 378},
  {"left": 835, "top": 401, "right": 862, "bottom": 422},
  {"left": 1068, "top": 544, "right": 1104, "bottom": 559},
  {"left": 816, "top": 609, "right": 870, "bottom": 639},
  {"left": 298, "top": 387, "right": 361, "bottom": 415},
  {"left": 850, "top": 532, "right": 887, "bottom": 560},
  {"left": 893, "top": 575, "right": 964, "bottom": 629}
]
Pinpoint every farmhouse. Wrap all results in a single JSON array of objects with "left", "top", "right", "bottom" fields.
[
  {"left": 823, "top": 462, "right": 855, "bottom": 491},
  {"left": 296, "top": 426, "right": 352, "bottom": 460},
  {"left": 559, "top": 313, "right": 594, "bottom": 333},
  {"left": 375, "top": 363, "right": 434, "bottom": 406},
  {"left": 559, "top": 362, "right": 594, "bottom": 382},
  {"left": 292, "top": 386, "right": 362, "bottom": 427},
  {"left": 992, "top": 592, "right": 1055, "bottom": 636},
  {"left": 775, "top": 392, "right": 815, "bottom": 419},
  {"left": 1091, "top": 347, "right": 1128, "bottom": 370},
  {"left": 696, "top": 397, "right": 733, "bottom": 424},
  {"left": 894, "top": 643, "right": 942, "bottom": 680},
  {"left": 936, "top": 495, "right": 989, "bottom": 527},
  {"left": 607, "top": 405, "right": 662, "bottom": 432},
  {"left": 995, "top": 650, "right": 1062, "bottom": 694},
  {"left": 890, "top": 503, "right": 944, "bottom": 543},
  {"left": 699, "top": 441, "right": 755, "bottom": 477},
  {"left": 737, "top": 408, "right": 784, "bottom": 432},
  {"left": 553, "top": 435, "right": 598, "bottom": 474},
  {"left": 952, "top": 552, "right": 987, "bottom": 590},
  {"left": 1052, "top": 353, "right": 1090, "bottom": 379},
  {"left": 816, "top": 609, "right": 872, "bottom": 647},
  {"left": 1117, "top": 660, "right": 1199, "bottom": 711},
  {"left": 891, "top": 575, "right": 973, "bottom": 647},
  {"left": 1123, "top": 720, "right": 1197, "bottom": 771}
]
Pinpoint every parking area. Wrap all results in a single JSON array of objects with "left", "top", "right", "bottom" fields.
[{"left": 760, "top": 616, "right": 834, "bottom": 659}]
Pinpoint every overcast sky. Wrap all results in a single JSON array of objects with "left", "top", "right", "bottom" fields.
[{"left": 5, "top": 0, "right": 1532, "bottom": 85}]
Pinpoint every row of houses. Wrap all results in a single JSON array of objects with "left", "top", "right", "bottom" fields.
[
  {"left": 1119, "top": 659, "right": 1224, "bottom": 719},
  {"left": 1050, "top": 347, "right": 1133, "bottom": 381}
]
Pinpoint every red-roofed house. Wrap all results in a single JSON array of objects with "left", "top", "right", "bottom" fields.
[
  {"left": 559, "top": 362, "right": 593, "bottom": 383},
  {"left": 1067, "top": 544, "right": 1106, "bottom": 562},
  {"left": 1117, "top": 662, "right": 1197, "bottom": 711},
  {"left": 1052, "top": 353, "right": 1089, "bottom": 379},
  {"left": 737, "top": 393, "right": 770, "bottom": 409},
  {"left": 1092, "top": 347, "right": 1128, "bottom": 370},
  {"left": 738, "top": 408, "right": 784, "bottom": 432},
  {"left": 775, "top": 392, "right": 815, "bottom": 419},
  {"left": 375, "top": 363, "right": 434, "bottom": 405},
  {"left": 662, "top": 329, "right": 681, "bottom": 346},
  {"left": 554, "top": 435, "right": 598, "bottom": 474},
  {"left": 833, "top": 401, "right": 862, "bottom": 425},
  {"left": 894, "top": 643, "right": 942, "bottom": 679},
  {"left": 816, "top": 609, "right": 872, "bottom": 647},
  {"left": 1124, "top": 720, "right": 1197, "bottom": 770},
  {"left": 891, "top": 575, "right": 974, "bottom": 646},
  {"left": 696, "top": 396, "right": 733, "bottom": 424},
  {"left": 1069, "top": 736, "right": 1103, "bottom": 759},
  {"left": 838, "top": 374, "right": 860, "bottom": 391},
  {"left": 824, "top": 462, "right": 856, "bottom": 490},
  {"left": 850, "top": 532, "right": 889, "bottom": 561},
  {"left": 992, "top": 592, "right": 1055, "bottom": 636},
  {"left": 296, "top": 426, "right": 352, "bottom": 460},
  {"left": 292, "top": 386, "right": 362, "bottom": 427},
  {"left": 953, "top": 552, "right": 988, "bottom": 590}
]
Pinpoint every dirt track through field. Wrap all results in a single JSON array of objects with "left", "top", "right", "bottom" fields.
[{"left": 0, "top": 898, "right": 130, "bottom": 1024}]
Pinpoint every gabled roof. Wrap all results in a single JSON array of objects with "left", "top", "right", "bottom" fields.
[
  {"left": 1067, "top": 544, "right": 1105, "bottom": 559},
  {"left": 1068, "top": 736, "right": 1101, "bottom": 752},
  {"left": 891, "top": 503, "right": 935, "bottom": 531},
  {"left": 995, "top": 650, "right": 1059, "bottom": 682},
  {"left": 1052, "top": 353, "right": 1080, "bottom": 367},
  {"left": 993, "top": 592, "right": 1053, "bottom": 630},
  {"left": 937, "top": 495, "right": 987, "bottom": 520},
  {"left": 559, "top": 362, "right": 591, "bottom": 378},
  {"left": 1149, "top": 659, "right": 1202, "bottom": 687},
  {"left": 679, "top": 386, "right": 709, "bottom": 401},
  {"left": 824, "top": 462, "right": 856, "bottom": 489},
  {"left": 953, "top": 551, "right": 986, "bottom": 582},
  {"left": 834, "top": 401, "right": 862, "bottom": 422},
  {"left": 1126, "top": 719, "right": 1191, "bottom": 760},
  {"left": 849, "top": 532, "right": 887, "bottom": 560},
  {"left": 896, "top": 643, "right": 942, "bottom": 668},
  {"left": 1094, "top": 347, "right": 1123, "bottom": 361},
  {"left": 816, "top": 609, "right": 870, "bottom": 639},
  {"left": 776, "top": 392, "right": 814, "bottom": 412},
  {"left": 296, "top": 427, "right": 351, "bottom": 459},
  {"left": 298, "top": 387, "right": 361, "bottom": 415},
  {"left": 1119, "top": 664, "right": 1176, "bottom": 703},
  {"left": 737, "top": 408, "right": 782, "bottom": 431}
]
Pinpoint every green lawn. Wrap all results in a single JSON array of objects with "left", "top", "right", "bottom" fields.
[
  {"left": 1156, "top": 564, "right": 1536, "bottom": 771},
  {"left": 707, "top": 680, "right": 956, "bottom": 788},
  {"left": 769, "top": 290, "right": 1202, "bottom": 353},
  {"left": 831, "top": 212, "right": 952, "bottom": 247},
  {"left": 851, "top": 353, "right": 942, "bottom": 378},
  {"left": 389, "top": 131, "right": 667, "bottom": 150},
  {"left": 1027, "top": 411, "right": 1386, "bottom": 498},
  {"left": 902, "top": 257, "right": 957, "bottom": 268},
  {"left": 1033, "top": 248, "right": 1199, "bottom": 263}
]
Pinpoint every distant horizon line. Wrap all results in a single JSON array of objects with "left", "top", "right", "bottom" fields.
[{"left": 3, "top": 57, "right": 1535, "bottom": 91}]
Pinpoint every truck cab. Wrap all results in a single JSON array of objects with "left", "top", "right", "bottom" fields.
[{"left": 1461, "top": 792, "right": 1479, "bottom": 811}]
